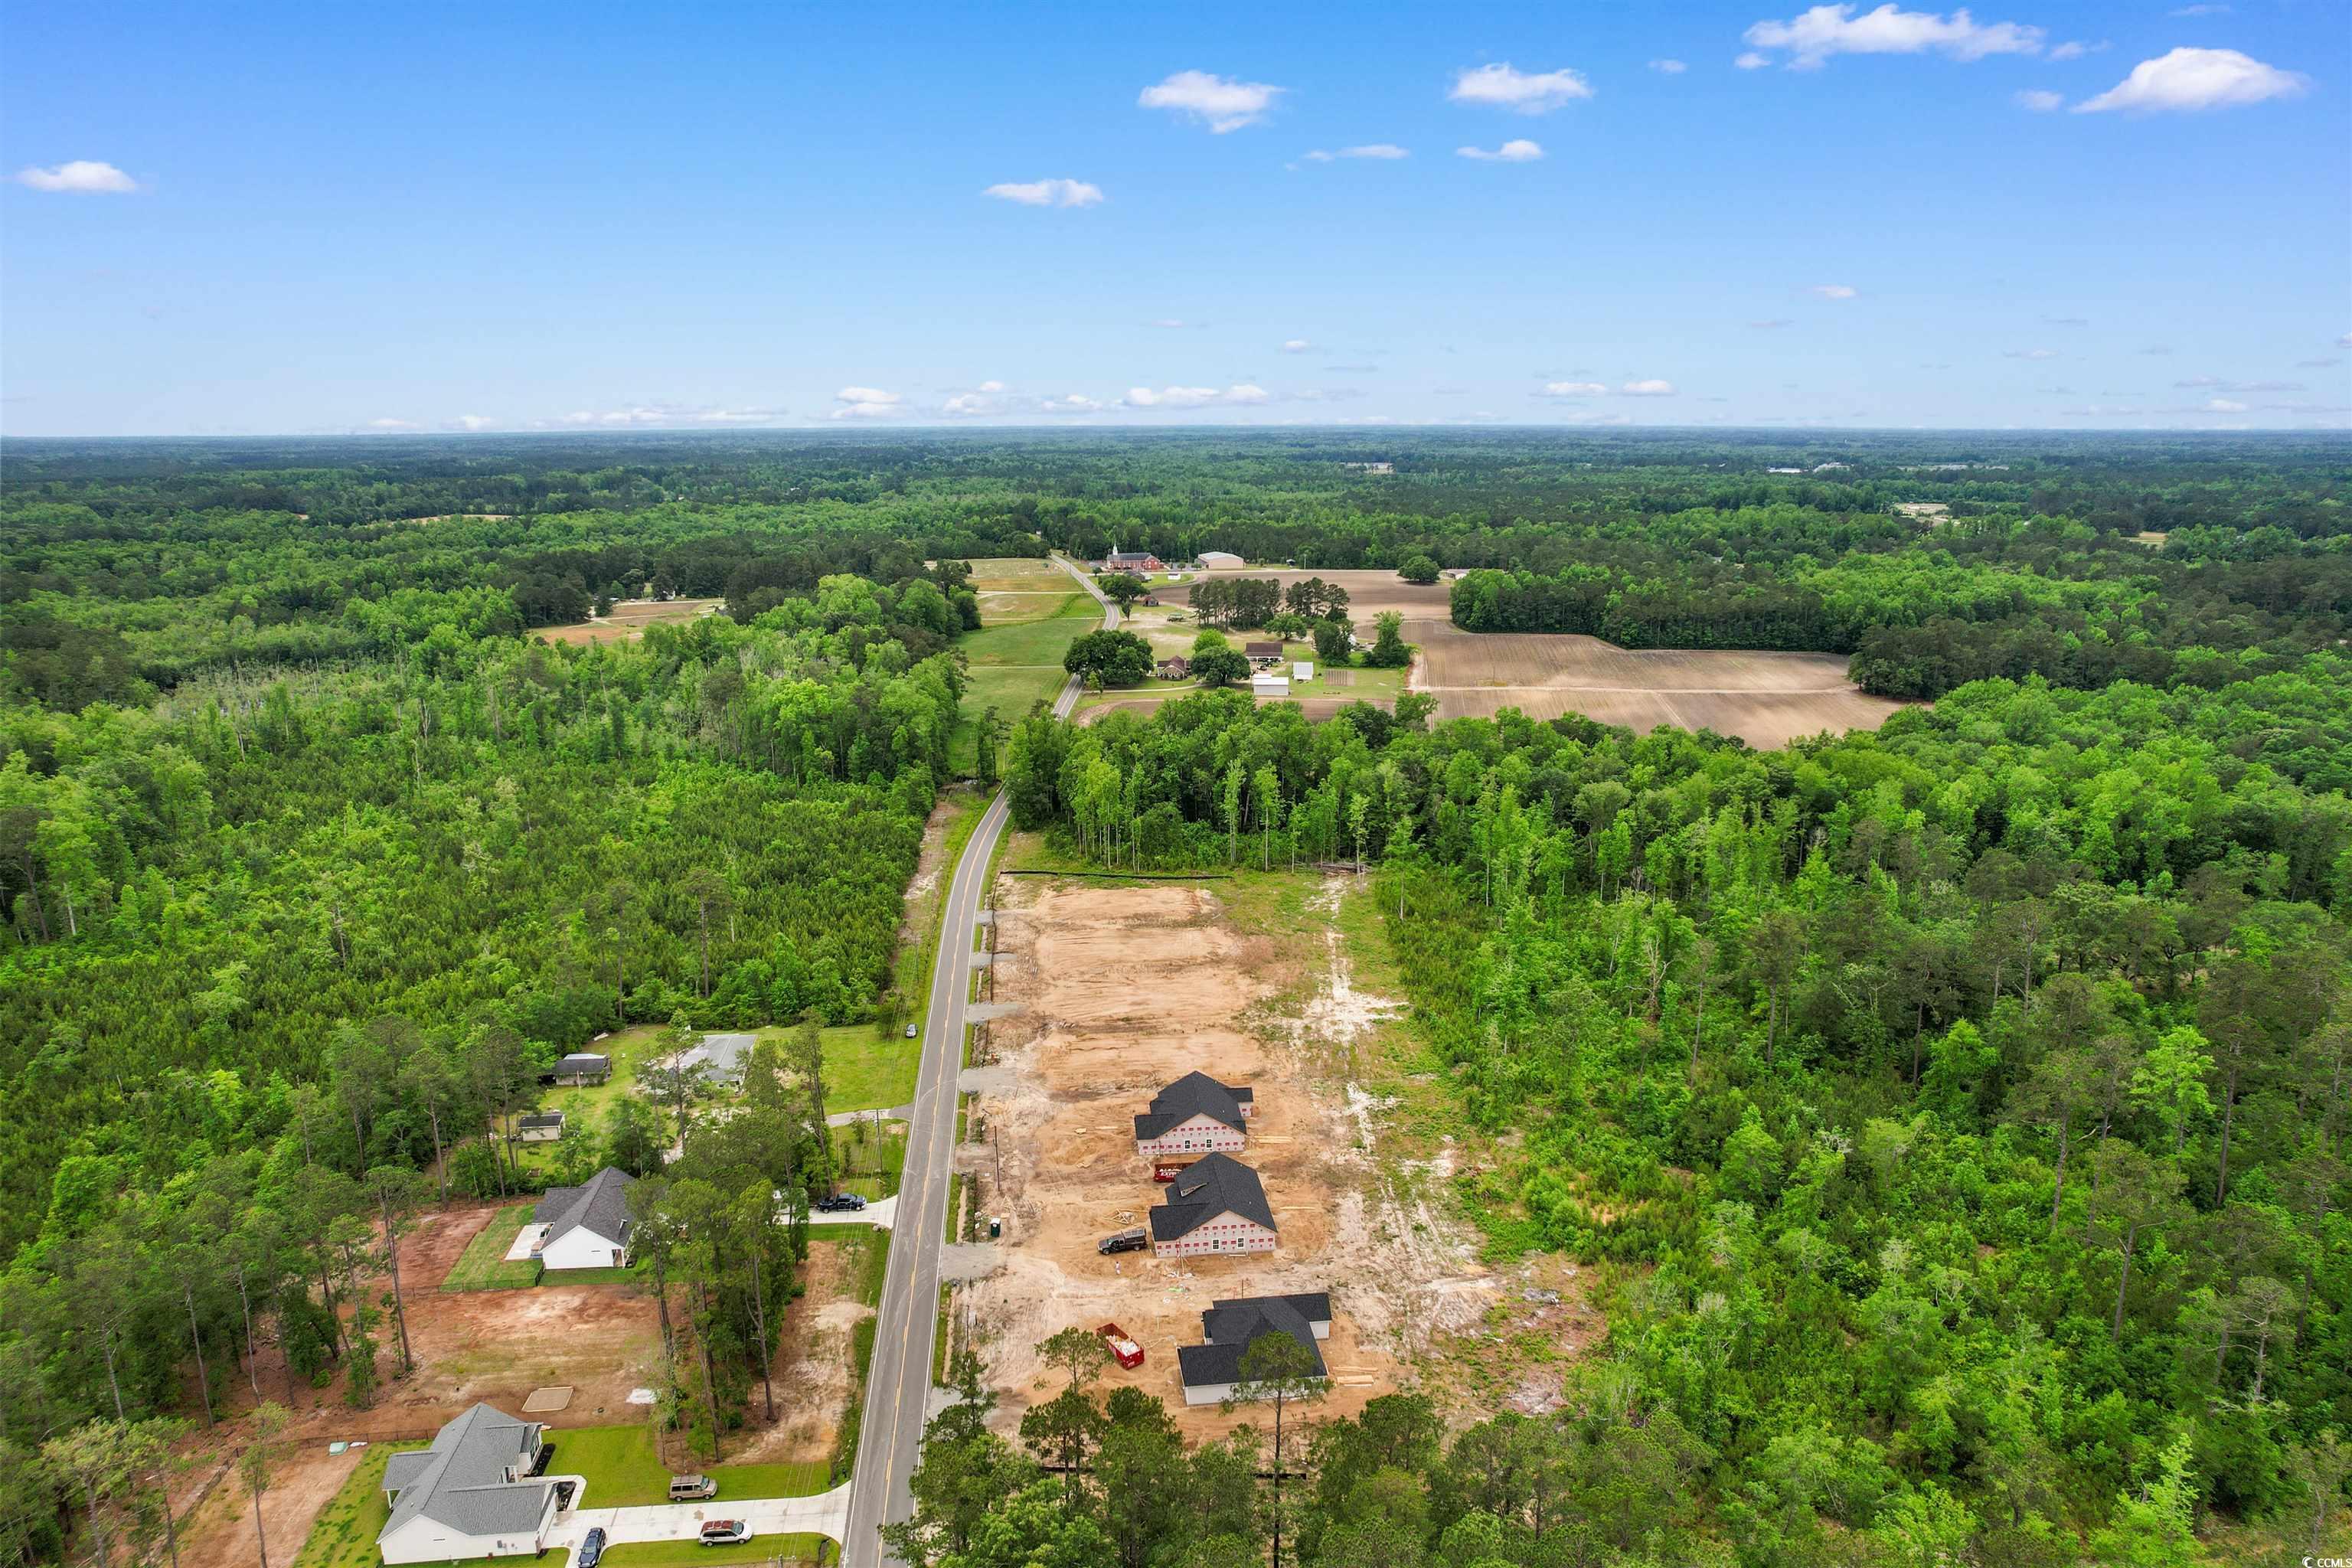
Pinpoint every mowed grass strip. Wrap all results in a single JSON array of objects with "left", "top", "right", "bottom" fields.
[
  {"left": 439, "top": 1204, "right": 541, "bottom": 1290},
  {"left": 291, "top": 1442, "right": 429, "bottom": 1568},
  {"left": 598, "top": 1535, "right": 830, "bottom": 1566}
]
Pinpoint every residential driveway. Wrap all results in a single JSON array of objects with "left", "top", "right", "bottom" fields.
[
  {"left": 548, "top": 1478, "right": 851, "bottom": 1563},
  {"left": 808, "top": 1196, "right": 896, "bottom": 1229}
]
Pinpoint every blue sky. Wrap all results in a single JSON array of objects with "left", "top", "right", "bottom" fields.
[{"left": 3, "top": 1, "right": 2345, "bottom": 435}]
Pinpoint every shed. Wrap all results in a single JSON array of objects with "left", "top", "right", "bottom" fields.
[
  {"left": 547, "top": 1053, "right": 609, "bottom": 1086},
  {"left": 1292, "top": 661, "right": 1314, "bottom": 681},
  {"left": 1251, "top": 675, "right": 1290, "bottom": 699},
  {"left": 514, "top": 1112, "right": 565, "bottom": 1145}
]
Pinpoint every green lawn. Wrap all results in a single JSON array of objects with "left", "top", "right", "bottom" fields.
[
  {"left": 509, "top": 1025, "right": 669, "bottom": 1175},
  {"left": 439, "top": 1204, "right": 541, "bottom": 1291},
  {"left": 554, "top": 1424, "right": 835, "bottom": 1504},
  {"left": 829, "top": 1117, "right": 906, "bottom": 1200},
  {"left": 291, "top": 1442, "right": 429, "bottom": 1568},
  {"left": 598, "top": 1536, "right": 830, "bottom": 1566},
  {"left": 948, "top": 592, "right": 1096, "bottom": 773}
]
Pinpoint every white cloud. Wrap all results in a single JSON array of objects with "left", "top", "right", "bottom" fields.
[
  {"left": 13, "top": 159, "right": 139, "bottom": 193},
  {"left": 560, "top": 407, "right": 672, "bottom": 426},
  {"left": 831, "top": 387, "right": 905, "bottom": 420},
  {"left": 454, "top": 414, "right": 496, "bottom": 431},
  {"left": 2014, "top": 89, "right": 2063, "bottom": 111},
  {"left": 2339, "top": 333, "right": 2352, "bottom": 349},
  {"left": 1743, "top": 5, "right": 2045, "bottom": 70},
  {"left": 1736, "top": 52, "right": 1772, "bottom": 68},
  {"left": 1138, "top": 70, "right": 1284, "bottom": 132},
  {"left": 1121, "top": 384, "right": 1269, "bottom": 409},
  {"left": 1750, "top": 318, "right": 1795, "bottom": 329},
  {"left": 2004, "top": 347, "right": 2060, "bottom": 359},
  {"left": 2074, "top": 47, "right": 2308, "bottom": 113},
  {"left": 1649, "top": 58, "right": 1689, "bottom": 74},
  {"left": 1282, "top": 339, "right": 1313, "bottom": 353},
  {"left": 1619, "top": 379, "right": 1678, "bottom": 396},
  {"left": 1301, "top": 143, "right": 1409, "bottom": 162},
  {"left": 2047, "top": 41, "right": 2094, "bottom": 60},
  {"left": 1448, "top": 63, "right": 1594, "bottom": 113},
  {"left": 2169, "top": 5, "right": 2230, "bottom": 15},
  {"left": 982, "top": 178, "right": 1104, "bottom": 207},
  {"left": 1035, "top": 394, "right": 1106, "bottom": 415},
  {"left": 943, "top": 382, "right": 1012, "bottom": 416},
  {"left": 1537, "top": 381, "right": 1608, "bottom": 397},
  {"left": 2204, "top": 398, "right": 2248, "bottom": 413},
  {"left": 368, "top": 418, "right": 420, "bottom": 430},
  {"left": 1811, "top": 283, "right": 1858, "bottom": 299},
  {"left": 1456, "top": 139, "right": 1545, "bottom": 162},
  {"left": 1151, "top": 318, "right": 1194, "bottom": 329}
]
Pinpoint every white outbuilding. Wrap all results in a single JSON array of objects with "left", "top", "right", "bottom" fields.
[
  {"left": 1251, "top": 675, "right": 1290, "bottom": 699},
  {"left": 1292, "top": 661, "right": 1315, "bottom": 682}
]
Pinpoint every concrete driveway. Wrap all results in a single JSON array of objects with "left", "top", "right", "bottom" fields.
[
  {"left": 808, "top": 1195, "right": 895, "bottom": 1229},
  {"left": 547, "top": 1477, "right": 850, "bottom": 1563}
]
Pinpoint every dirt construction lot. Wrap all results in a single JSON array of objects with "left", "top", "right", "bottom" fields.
[
  {"left": 535, "top": 596, "right": 724, "bottom": 645},
  {"left": 168, "top": 1200, "right": 665, "bottom": 1567},
  {"left": 959, "top": 877, "right": 1491, "bottom": 1442}
]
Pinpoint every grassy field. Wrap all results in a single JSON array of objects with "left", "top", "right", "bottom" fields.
[
  {"left": 439, "top": 1204, "right": 541, "bottom": 1290},
  {"left": 830, "top": 1116, "right": 907, "bottom": 1200},
  {"left": 509, "top": 1025, "right": 669, "bottom": 1175},
  {"left": 556, "top": 1425, "right": 835, "bottom": 1505},
  {"left": 290, "top": 1442, "right": 430, "bottom": 1568},
  {"left": 947, "top": 572, "right": 1095, "bottom": 773}
]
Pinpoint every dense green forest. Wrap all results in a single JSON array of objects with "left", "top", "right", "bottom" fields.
[
  {"left": 2, "top": 430, "right": 2347, "bottom": 1566},
  {"left": 944, "top": 662, "right": 2352, "bottom": 1563}
]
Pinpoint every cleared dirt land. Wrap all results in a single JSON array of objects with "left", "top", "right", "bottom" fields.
[
  {"left": 535, "top": 596, "right": 724, "bottom": 645},
  {"left": 958, "top": 876, "right": 1493, "bottom": 1443},
  {"left": 1162, "top": 564, "right": 1902, "bottom": 747},
  {"left": 172, "top": 1200, "right": 666, "bottom": 1568},
  {"left": 1411, "top": 624, "right": 1903, "bottom": 748}
]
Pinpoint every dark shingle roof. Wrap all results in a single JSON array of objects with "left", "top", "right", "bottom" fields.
[
  {"left": 1108, "top": 551, "right": 1156, "bottom": 564},
  {"left": 518, "top": 1113, "right": 564, "bottom": 1132},
  {"left": 1133, "top": 1071, "right": 1252, "bottom": 1142},
  {"left": 555, "top": 1053, "right": 609, "bottom": 1073},
  {"left": 1178, "top": 1295, "right": 1328, "bottom": 1389},
  {"left": 378, "top": 1403, "right": 550, "bottom": 1544},
  {"left": 534, "top": 1166, "right": 635, "bottom": 1248},
  {"left": 1245, "top": 641, "right": 1282, "bottom": 657},
  {"left": 1148, "top": 1152, "right": 1275, "bottom": 1241}
]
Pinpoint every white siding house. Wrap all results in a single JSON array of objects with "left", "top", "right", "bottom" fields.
[
  {"left": 377, "top": 1403, "right": 556, "bottom": 1564},
  {"left": 1177, "top": 1294, "right": 1332, "bottom": 1406},
  {"left": 532, "top": 1166, "right": 635, "bottom": 1271}
]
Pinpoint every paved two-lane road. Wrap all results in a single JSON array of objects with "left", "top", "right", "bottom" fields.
[{"left": 841, "top": 555, "right": 1116, "bottom": 1566}]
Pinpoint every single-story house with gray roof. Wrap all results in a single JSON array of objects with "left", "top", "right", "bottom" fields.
[
  {"left": 1177, "top": 1292, "right": 1331, "bottom": 1406},
  {"left": 532, "top": 1165, "right": 635, "bottom": 1271},
  {"left": 377, "top": 1402, "right": 554, "bottom": 1563}
]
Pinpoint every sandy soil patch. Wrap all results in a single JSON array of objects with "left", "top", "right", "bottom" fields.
[
  {"left": 959, "top": 877, "right": 1489, "bottom": 1443},
  {"left": 725, "top": 1234, "right": 871, "bottom": 1465},
  {"left": 1407, "top": 622, "right": 1904, "bottom": 748},
  {"left": 1892, "top": 502, "right": 1951, "bottom": 523},
  {"left": 535, "top": 597, "right": 724, "bottom": 645}
]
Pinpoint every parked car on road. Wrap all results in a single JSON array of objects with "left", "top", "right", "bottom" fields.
[
  {"left": 701, "top": 1521, "right": 750, "bottom": 1546},
  {"left": 578, "top": 1527, "right": 607, "bottom": 1566},
  {"left": 668, "top": 1474, "right": 717, "bottom": 1501},
  {"left": 815, "top": 1192, "right": 867, "bottom": 1213},
  {"left": 1097, "top": 1227, "right": 1148, "bottom": 1256}
]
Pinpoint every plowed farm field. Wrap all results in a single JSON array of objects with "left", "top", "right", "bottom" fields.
[{"left": 1410, "top": 624, "right": 1902, "bottom": 746}]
